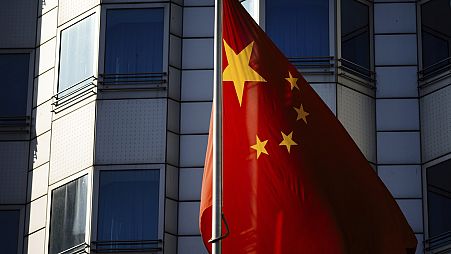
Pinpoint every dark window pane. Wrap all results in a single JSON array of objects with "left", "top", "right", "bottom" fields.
[
  {"left": 0, "top": 54, "right": 29, "bottom": 117},
  {"left": 105, "top": 8, "right": 164, "bottom": 75},
  {"left": 341, "top": 0, "right": 370, "bottom": 73},
  {"left": 97, "top": 170, "right": 159, "bottom": 250},
  {"left": 0, "top": 210, "right": 20, "bottom": 254},
  {"left": 49, "top": 175, "right": 88, "bottom": 254},
  {"left": 266, "top": 0, "right": 329, "bottom": 58},
  {"left": 421, "top": 0, "right": 451, "bottom": 75},
  {"left": 58, "top": 15, "right": 95, "bottom": 93},
  {"left": 427, "top": 159, "right": 451, "bottom": 238}
]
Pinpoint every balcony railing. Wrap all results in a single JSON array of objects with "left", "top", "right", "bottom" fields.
[
  {"left": 0, "top": 116, "right": 30, "bottom": 133},
  {"left": 57, "top": 243, "right": 90, "bottom": 254},
  {"left": 91, "top": 240, "right": 163, "bottom": 253},
  {"left": 98, "top": 72, "right": 167, "bottom": 92},
  {"left": 419, "top": 57, "right": 451, "bottom": 87},
  {"left": 288, "top": 56, "right": 335, "bottom": 75},
  {"left": 425, "top": 231, "right": 451, "bottom": 254},
  {"left": 52, "top": 76, "right": 97, "bottom": 114}
]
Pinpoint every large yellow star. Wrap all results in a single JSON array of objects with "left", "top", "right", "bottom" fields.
[
  {"left": 293, "top": 104, "right": 309, "bottom": 124},
  {"left": 223, "top": 40, "right": 267, "bottom": 106},
  {"left": 285, "top": 71, "right": 299, "bottom": 91},
  {"left": 250, "top": 135, "right": 269, "bottom": 159},
  {"left": 279, "top": 131, "right": 298, "bottom": 153}
]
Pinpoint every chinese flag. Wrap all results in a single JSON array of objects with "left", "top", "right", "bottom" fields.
[{"left": 199, "top": 0, "right": 418, "bottom": 253}]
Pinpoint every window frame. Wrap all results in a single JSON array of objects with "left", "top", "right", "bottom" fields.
[
  {"left": 0, "top": 206, "right": 24, "bottom": 254},
  {"left": 45, "top": 170, "right": 93, "bottom": 254}
]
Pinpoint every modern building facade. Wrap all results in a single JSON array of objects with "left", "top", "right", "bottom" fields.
[{"left": 0, "top": 0, "right": 450, "bottom": 253}]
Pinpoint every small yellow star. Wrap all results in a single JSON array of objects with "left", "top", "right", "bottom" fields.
[
  {"left": 250, "top": 135, "right": 269, "bottom": 159},
  {"left": 285, "top": 71, "right": 299, "bottom": 91},
  {"left": 293, "top": 104, "right": 309, "bottom": 124},
  {"left": 279, "top": 131, "right": 298, "bottom": 153}
]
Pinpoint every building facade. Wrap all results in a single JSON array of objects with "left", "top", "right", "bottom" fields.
[{"left": 0, "top": 0, "right": 450, "bottom": 253}]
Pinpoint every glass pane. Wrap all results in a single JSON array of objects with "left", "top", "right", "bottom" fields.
[
  {"left": 241, "top": 0, "right": 257, "bottom": 22},
  {"left": 341, "top": 0, "right": 370, "bottom": 72},
  {"left": 421, "top": 0, "right": 451, "bottom": 74},
  {"left": 49, "top": 175, "right": 88, "bottom": 254},
  {"left": 0, "top": 210, "right": 20, "bottom": 254},
  {"left": 98, "top": 170, "right": 159, "bottom": 250},
  {"left": 105, "top": 8, "right": 164, "bottom": 75},
  {"left": 0, "top": 54, "right": 29, "bottom": 116},
  {"left": 58, "top": 15, "right": 95, "bottom": 93},
  {"left": 427, "top": 159, "right": 451, "bottom": 239},
  {"left": 266, "top": 0, "right": 329, "bottom": 58}
]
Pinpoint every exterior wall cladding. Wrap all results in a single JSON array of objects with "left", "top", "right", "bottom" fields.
[{"left": 0, "top": 0, "right": 450, "bottom": 253}]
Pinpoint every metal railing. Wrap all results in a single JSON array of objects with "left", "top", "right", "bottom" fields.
[
  {"left": 52, "top": 76, "right": 97, "bottom": 114},
  {"left": 288, "top": 56, "right": 335, "bottom": 75},
  {"left": 425, "top": 231, "right": 451, "bottom": 254},
  {"left": 98, "top": 72, "right": 167, "bottom": 91},
  {"left": 0, "top": 116, "right": 30, "bottom": 133},
  {"left": 57, "top": 243, "right": 90, "bottom": 254},
  {"left": 419, "top": 57, "right": 451, "bottom": 85},
  {"left": 91, "top": 239, "right": 163, "bottom": 253}
]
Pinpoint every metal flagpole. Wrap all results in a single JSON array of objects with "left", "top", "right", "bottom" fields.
[{"left": 212, "top": 0, "right": 223, "bottom": 253}]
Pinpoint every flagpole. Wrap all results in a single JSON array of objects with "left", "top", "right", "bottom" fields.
[{"left": 212, "top": 0, "right": 223, "bottom": 253}]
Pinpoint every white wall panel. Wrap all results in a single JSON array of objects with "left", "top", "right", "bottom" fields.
[
  {"left": 376, "top": 99, "right": 419, "bottom": 131},
  {"left": 378, "top": 165, "right": 421, "bottom": 198},
  {"left": 58, "top": 0, "right": 99, "bottom": 25},
  {"left": 421, "top": 86, "right": 451, "bottom": 162},
  {"left": 32, "top": 100, "right": 52, "bottom": 138},
  {"left": 34, "top": 69, "right": 55, "bottom": 107},
  {"left": 337, "top": 86, "right": 376, "bottom": 163},
  {"left": 310, "top": 83, "right": 336, "bottom": 115},
  {"left": 179, "top": 168, "right": 203, "bottom": 201},
  {"left": 0, "top": 0, "right": 37, "bottom": 48},
  {"left": 0, "top": 142, "right": 28, "bottom": 204},
  {"left": 50, "top": 103, "right": 95, "bottom": 184},
  {"left": 377, "top": 132, "right": 421, "bottom": 164},
  {"left": 178, "top": 236, "right": 208, "bottom": 254},
  {"left": 27, "top": 163, "right": 49, "bottom": 201},
  {"left": 181, "top": 70, "right": 213, "bottom": 101},
  {"left": 375, "top": 67, "right": 417, "bottom": 98},
  {"left": 182, "top": 39, "right": 214, "bottom": 69},
  {"left": 178, "top": 201, "right": 200, "bottom": 235},
  {"left": 397, "top": 199, "right": 423, "bottom": 233},
  {"left": 37, "top": 7, "right": 57, "bottom": 46},
  {"left": 30, "top": 131, "right": 51, "bottom": 169},
  {"left": 375, "top": 35, "right": 417, "bottom": 66},
  {"left": 25, "top": 228, "right": 45, "bottom": 254},
  {"left": 35, "top": 39, "right": 56, "bottom": 76},
  {"left": 183, "top": 7, "right": 214, "bottom": 37},
  {"left": 181, "top": 102, "right": 212, "bottom": 134},
  {"left": 180, "top": 135, "right": 208, "bottom": 167},
  {"left": 26, "top": 196, "right": 47, "bottom": 234},
  {"left": 39, "top": 0, "right": 58, "bottom": 16},
  {"left": 165, "top": 198, "right": 178, "bottom": 235},
  {"left": 95, "top": 99, "right": 166, "bottom": 165},
  {"left": 374, "top": 3, "right": 416, "bottom": 34}
]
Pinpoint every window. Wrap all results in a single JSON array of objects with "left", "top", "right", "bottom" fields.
[
  {"left": 49, "top": 175, "right": 88, "bottom": 254},
  {"left": 427, "top": 159, "right": 451, "bottom": 240},
  {"left": 241, "top": 0, "right": 258, "bottom": 22},
  {"left": 104, "top": 8, "right": 164, "bottom": 80},
  {"left": 341, "top": 0, "right": 371, "bottom": 76},
  {"left": 421, "top": 0, "right": 451, "bottom": 76},
  {"left": 58, "top": 15, "right": 96, "bottom": 93},
  {"left": 0, "top": 210, "right": 20, "bottom": 254},
  {"left": 0, "top": 53, "right": 30, "bottom": 117},
  {"left": 97, "top": 170, "right": 159, "bottom": 251},
  {"left": 266, "top": 0, "right": 330, "bottom": 58}
]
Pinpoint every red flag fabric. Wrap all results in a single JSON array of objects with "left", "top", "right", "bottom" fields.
[{"left": 199, "top": 0, "right": 418, "bottom": 253}]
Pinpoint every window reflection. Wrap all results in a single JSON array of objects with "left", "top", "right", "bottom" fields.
[{"left": 0, "top": 54, "right": 29, "bottom": 117}]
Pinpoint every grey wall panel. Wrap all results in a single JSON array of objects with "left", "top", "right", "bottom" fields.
[
  {"left": 168, "top": 99, "right": 180, "bottom": 134},
  {"left": 178, "top": 236, "right": 208, "bottom": 254},
  {"left": 37, "top": 7, "right": 57, "bottom": 46},
  {"left": 50, "top": 103, "right": 95, "bottom": 184},
  {"left": 310, "top": 83, "right": 336, "bottom": 114},
  {"left": 375, "top": 67, "right": 418, "bottom": 98},
  {"left": 168, "top": 66, "right": 181, "bottom": 101},
  {"left": 164, "top": 233, "right": 177, "bottom": 254},
  {"left": 170, "top": 35, "right": 182, "bottom": 69},
  {"left": 374, "top": 3, "right": 416, "bottom": 34},
  {"left": 182, "top": 39, "right": 214, "bottom": 69},
  {"left": 183, "top": 7, "right": 214, "bottom": 38},
  {"left": 337, "top": 86, "right": 376, "bottom": 163},
  {"left": 0, "top": 0, "right": 37, "bottom": 48},
  {"left": 180, "top": 135, "right": 208, "bottom": 167},
  {"left": 179, "top": 168, "right": 203, "bottom": 201},
  {"left": 167, "top": 131, "right": 180, "bottom": 166},
  {"left": 415, "top": 234, "right": 423, "bottom": 254},
  {"left": 181, "top": 70, "right": 213, "bottom": 101},
  {"left": 178, "top": 201, "right": 200, "bottom": 235},
  {"left": 421, "top": 86, "right": 451, "bottom": 162},
  {"left": 166, "top": 165, "right": 179, "bottom": 200},
  {"left": 375, "top": 35, "right": 417, "bottom": 66},
  {"left": 58, "top": 0, "right": 99, "bottom": 25},
  {"left": 165, "top": 198, "right": 178, "bottom": 235},
  {"left": 397, "top": 199, "right": 423, "bottom": 233},
  {"left": 25, "top": 196, "right": 47, "bottom": 234},
  {"left": 0, "top": 142, "right": 28, "bottom": 204},
  {"left": 181, "top": 102, "right": 212, "bottom": 134},
  {"left": 184, "top": 0, "right": 214, "bottom": 6},
  {"left": 171, "top": 3, "right": 183, "bottom": 37},
  {"left": 376, "top": 99, "right": 419, "bottom": 131},
  {"left": 378, "top": 165, "right": 421, "bottom": 198},
  {"left": 377, "top": 132, "right": 421, "bottom": 164},
  {"left": 96, "top": 99, "right": 166, "bottom": 165},
  {"left": 27, "top": 163, "right": 49, "bottom": 202}
]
